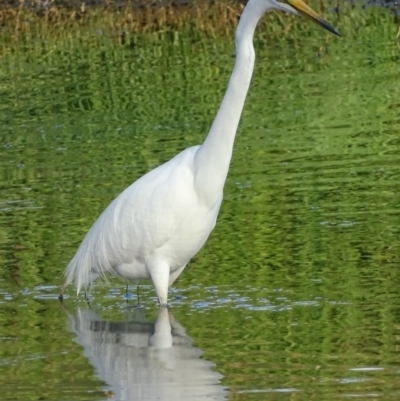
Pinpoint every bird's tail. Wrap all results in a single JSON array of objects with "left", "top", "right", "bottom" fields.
[
  {"left": 60, "top": 200, "right": 126, "bottom": 298},
  {"left": 60, "top": 240, "right": 100, "bottom": 298}
]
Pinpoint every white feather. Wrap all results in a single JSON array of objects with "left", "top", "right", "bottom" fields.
[{"left": 64, "top": 146, "right": 221, "bottom": 298}]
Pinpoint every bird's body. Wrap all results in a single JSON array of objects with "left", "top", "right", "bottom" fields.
[
  {"left": 68, "top": 145, "right": 222, "bottom": 294},
  {"left": 61, "top": 0, "right": 339, "bottom": 305}
]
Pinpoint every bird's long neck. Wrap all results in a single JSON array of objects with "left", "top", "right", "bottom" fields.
[{"left": 193, "top": 2, "right": 265, "bottom": 205}]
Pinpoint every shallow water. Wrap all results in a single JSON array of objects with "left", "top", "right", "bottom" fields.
[{"left": 1, "top": 7, "right": 400, "bottom": 401}]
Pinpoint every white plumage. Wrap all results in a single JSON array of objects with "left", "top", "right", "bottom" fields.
[
  {"left": 61, "top": 0, "right": 339, "bottom": 305},
  {"left": 65, "top": 307, "right": 226, "bottom": 400},
  {"left": 64, "top": 146, "right": 221, "bottom": 303}
]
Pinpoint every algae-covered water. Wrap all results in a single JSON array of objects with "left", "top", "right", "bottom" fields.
[{"left": 0, "top": 4, "right": 400, "bottom": 400}]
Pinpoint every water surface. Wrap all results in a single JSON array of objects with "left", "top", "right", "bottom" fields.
[{"left": 0, "top": 7, "right": 400, "bottom": 401}]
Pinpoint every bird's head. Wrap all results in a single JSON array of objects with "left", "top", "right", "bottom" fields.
[{"left": 258, "top": 0, "right": 340, "bottom": 36}]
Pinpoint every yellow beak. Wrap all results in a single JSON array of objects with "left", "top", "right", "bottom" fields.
[{"left": 288, "top": 0, "right": 340, "bottom": 36}]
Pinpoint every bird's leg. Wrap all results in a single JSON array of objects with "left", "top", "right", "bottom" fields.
[
  {"left": 58, "top": 281, "right": 68, "bottom": 301},
  {"left": 147, "top": 259, "right": 170, "bottom": 307},
  {"left": 136, "top": 281, "right": 140, "bottom": 305},
  {"left": 125, "top": 283, "right": 129, "bottom": 303},
  {"left": 84, "top": 291, "right": 93, "bottom": 308}
]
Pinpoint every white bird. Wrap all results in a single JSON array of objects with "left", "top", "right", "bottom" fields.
[{"left": 60, "top": 0, "right": 339, "bottom": 306}]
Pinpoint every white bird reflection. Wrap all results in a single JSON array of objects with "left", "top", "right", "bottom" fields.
[{"left": 64, "top": 306, "right": 226, "bottom": 401}]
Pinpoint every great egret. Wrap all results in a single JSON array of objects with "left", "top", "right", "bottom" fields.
[{"left": 60, "top": 0, "right": 339, "bottom": 306}]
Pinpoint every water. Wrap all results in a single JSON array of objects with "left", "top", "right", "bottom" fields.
[{"left": 1, "top": 7, "right": 400, "bottom": 401}]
